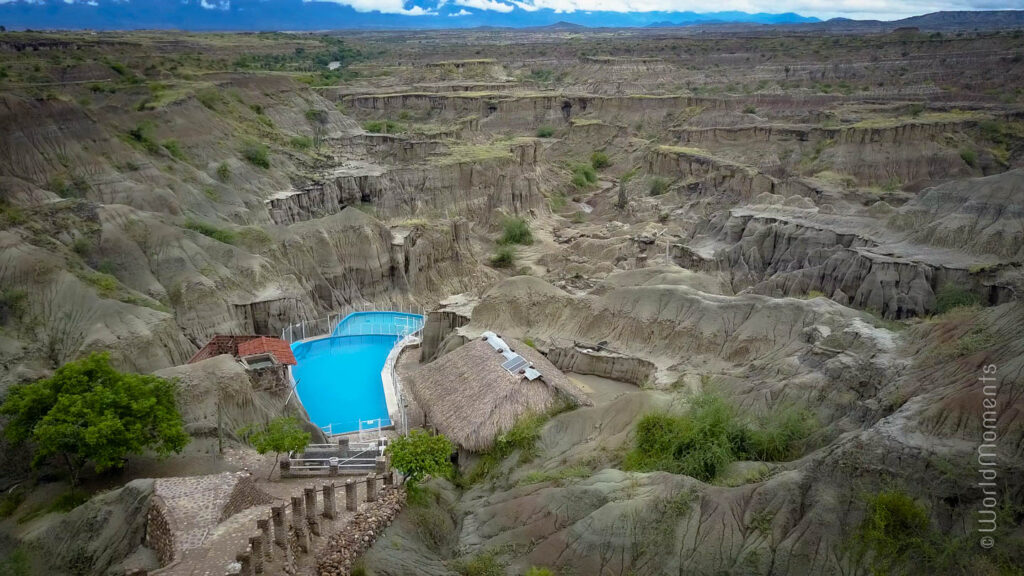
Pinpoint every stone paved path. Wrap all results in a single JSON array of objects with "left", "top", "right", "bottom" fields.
[{"left": 154, "top": 474, "right": 373, "bottom": 576}]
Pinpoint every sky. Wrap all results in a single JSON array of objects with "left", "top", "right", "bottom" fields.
[{"left": 0, "top": 0, "right": 1022, "bottom": 25}]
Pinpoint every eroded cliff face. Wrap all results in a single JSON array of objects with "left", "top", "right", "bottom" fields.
[
  {"left": 664, "top": 170, "right": 1024, "bottom": 318},
  {"left": 267, "top": 140, "right": 546, "bottom": 225}
]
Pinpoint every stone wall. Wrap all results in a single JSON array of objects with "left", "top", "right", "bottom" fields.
[
  {"left": 220, "top": 475, "right": 277, "bottom": 523},
  {"left": 146, "top": 497, "right": 175, "bottom": 567},
  {"left": 315, "top": 487, "right": 406, "bottom": 576},
  {"left": 247, "top": 364, "right": 290, "bottom": 391}
]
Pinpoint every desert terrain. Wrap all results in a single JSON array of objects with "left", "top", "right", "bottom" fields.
[{"left": 0, "top": 22, "right": 1022, "bottom": 576}]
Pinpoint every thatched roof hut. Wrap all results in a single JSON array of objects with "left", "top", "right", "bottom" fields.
[{"left": 406, "top": 331, "right": 591, "bottom": 452}]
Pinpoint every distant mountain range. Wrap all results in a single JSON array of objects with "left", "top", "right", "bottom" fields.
[
  {"left": 0, "top": 0, "right": 819, "bottom": 31},
  {"left": 0, "top": 1, "right": 1022, "bottom": 32}
]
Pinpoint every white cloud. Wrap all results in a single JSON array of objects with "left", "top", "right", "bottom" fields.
[
  {"left": 454, "top": 0, "right": 515, "bottom": 12},
  {"left": 200, "top": 0, "right": 231, "bottom": 9},
  {"left": 485, "top": 0, "right": 1023, "bottom": 20},
  {"left": 450, "top": 8, "right": 473, "bottom": 14},
  {"left": 305, "top": 0, "right": 435, "bottom": 15}
]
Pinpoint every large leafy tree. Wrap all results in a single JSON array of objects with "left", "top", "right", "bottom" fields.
[
  {"left": 0, "top": 352, "right": 189, "bottom": 486},
  {"left": 247, "top": 416, "right": 311, "bottom": 480},
  {"left": 385, "top": 429, "right": 453, "bottom": 486}
]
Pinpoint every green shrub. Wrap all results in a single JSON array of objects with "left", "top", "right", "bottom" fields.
[
  {"left": 467, "top": 408, "right": 567, "bottom": 484},
  {"left": 959, "top": 148, "right": 977, "bottom": 167},
  {"left": 935, "top": 285, "right": 980, "bottom": 314},
  {"left": 649, "top": 177, "right": 669, "bottom": 196},
  {"left": 363, "top": 120, "right": 403, "bottom": 134},
  {"left": 0, "top": 488, "right": 26, "bottom": 518},
  {"left": 854, "top": 490, "right": 931, "bottom": 574},
  {"left": 624, "top": 394, "right": 816, "bottom": 481},
  {"left": 536, "top": 126, "right": 554, "bottom": 138},
  {"left": 570, "top": 163, "right": 596, "bottom": 188},
  {"left": 236, "top": 227, "right": 273, "bottom": 251},
  {"left": 590, "top": 151, "right": 610, "bottom": 169},
  {"left": 490, "top": 246, "right": 515, "bottom": 268},
  {"left": 290, "top": 135, "right": 313, "bottom": 150},
  {"left": 127, "top": 123, "right": 160, "bottom": 154},
  {"left": 240, "top": 141, "right": 270, "bottom": 168},
  {"left": 162, "top": 139, "right": 185, "bottom": 160},
  {"left": 216, "top": 162, "right": 231, "bottom": 182},
  {"left": 454, "top": 552, "right": 504, "bottom": 576},
  {"left": 524, "top": 568, "right": 556, "bottom": 576},
  {"left": 743, "top": 105, "right": 757, "bottom": 114},
  {"left": 498, "top": 217, "right": 533, "bottom": 246},
  {"left": 184, "top": 218, "right": 236, "bottom": 245},
  {"left": 547, "top": 192, "right": 568, "bottom": 211},
  {"left": 385, "top": 429, "right": 453, "bottom": 486},
  {"left": 50, "top": 490, "right": 89, "bottom": 513},
  {"left": 196, "top": 88, "right": 223, "bottom": 110},
  {"left": 745, "top": 406, "right": 817, "bottom": 461}
]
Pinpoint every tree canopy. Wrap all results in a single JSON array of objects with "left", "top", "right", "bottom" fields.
[
  {"left": 246, "top": 416, "right": 311, "bottom": 480},
  {"left": 0, "top": 352, "right": 189, "bottom": 485},
  {"left": 385, "top": 429, "right": 453, "bottom": 485}
]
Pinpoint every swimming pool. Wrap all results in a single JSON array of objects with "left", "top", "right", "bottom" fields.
[{"left": 290, "top": 312, "right": 424, "bottom": 435}]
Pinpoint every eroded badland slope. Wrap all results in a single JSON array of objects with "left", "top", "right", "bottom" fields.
[{"left": 0, "top": 27, "right": 1022, "bottom": 576}]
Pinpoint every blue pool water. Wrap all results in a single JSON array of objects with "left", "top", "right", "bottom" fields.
[{"left": 290, "top": 312, "right": 423, "bottom": 434}]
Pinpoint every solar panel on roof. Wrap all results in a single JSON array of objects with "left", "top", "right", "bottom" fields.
[
  {"left": 501, "top": 355, "right": 529, "bottom": 373},
  {"left": 523, "top": 367, "right": 542, "bottom": 381}
]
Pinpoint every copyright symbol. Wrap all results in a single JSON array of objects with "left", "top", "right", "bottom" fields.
[{"left": 980, "top": 536, "right": 994, "bottom": 549}]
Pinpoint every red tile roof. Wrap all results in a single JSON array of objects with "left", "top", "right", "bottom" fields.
[{"left": 237, "top": 336, "right": 297, "bottom": 366}]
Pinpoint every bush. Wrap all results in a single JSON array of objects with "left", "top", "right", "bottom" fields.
[
  {"left": 536, "top": 126, "right": 554, "bottom": 138},
  {"left": 935, "top": 285, "right": 980, "bottom": 314},
  {"left": 240, "top": 141, "right": 270, "bottom": 168},
  {"left": 498, "top": 217, "right": 533, "bottom": 246},
  {"left": 490, "top": 246, "right": 515, "bottom": 268},
  {"left": 745, "top": 406, "right": 817, "bottom": 461},
  {"left": 184, "top": 218, "right": 237, "bottom": 245},
  {"left": 385, "top": 429, "right": 453, "bottom": 486},
  {"left": 959, "top": 148, "right": 977, "bottom": 167},
  {"left": 854, "top": 490, "right": 931, "bottom": 574},
  {"left": 454, "top": 552, "right": 504, "bottom": 576},
  {"left": 216, "top": 162, "right": 231, "bottom": 182},
  {"left": 363, "top": 120, "right": 403, "bottom": 134},
  {"left": 624, "top": 394, "right": 816, "bottom": 481},
  {"left": 289, "top": 135, "right": 313, "bottom": 150},
  {"left": 743, "top": 105, "right": 757, "bottom": 114},
  {"left": 649, "top": 177, "right": 669, "bottom": 196},
  {"left": 127, "top": 123, "right": 160, "bottom": 154},
  {"left": 570, "top": 163, "right": 596, "bottom": 189},
  {"left": 524, "top": 568, "right": 556, "bottom": 576},
  {"left": 590, "top": 151, "right": 610, "bottom": 169},
  {"left": 162, "top": 139, "right": 185, "bottom": 160}
]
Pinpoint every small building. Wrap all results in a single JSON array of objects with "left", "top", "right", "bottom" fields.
[
  {"left": 188, "top": 334, "right": 295, "bottom": 390},
  {"left": 406, "top": 331, "right": 591, "bottom": 452}
]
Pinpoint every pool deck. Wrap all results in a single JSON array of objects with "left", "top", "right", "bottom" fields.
[{"left": 380, "top": 331, "right": 421, "bottom": 431}]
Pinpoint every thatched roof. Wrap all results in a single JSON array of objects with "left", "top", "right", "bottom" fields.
[{"left": 406, "top": 333, "right": 591, "bottom": 452}]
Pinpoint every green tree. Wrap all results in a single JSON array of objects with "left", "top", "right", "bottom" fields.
[
  {"left": 385, "top": 429, "right": 453, "bottom": 486},
  {"left": 0, "top": 353, "right": 189, "bottom": 486},
  {"left": 248, "top": 416, "right": 311, "bottom": 480}
]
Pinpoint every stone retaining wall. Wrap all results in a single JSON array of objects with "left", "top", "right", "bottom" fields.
[
  {"left": 220, "top": 474, "right": 276, "bottom": 523},
  {"left": 145, "top": 497, "right": 175, "bottom": 567},
  {"left": 315, "top": 486, "right": 406, "bottom": 576}
]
